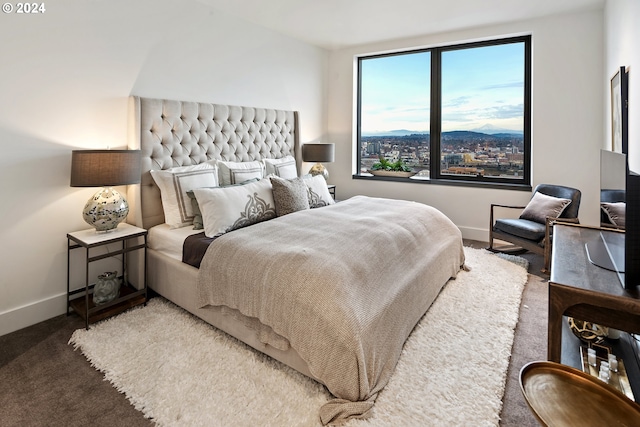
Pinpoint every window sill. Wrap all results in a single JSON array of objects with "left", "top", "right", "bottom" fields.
[{"left": 352, "top": 174, "right": 532, "bottom": 191}]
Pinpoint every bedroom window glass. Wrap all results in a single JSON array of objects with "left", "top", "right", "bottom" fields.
[
  {"left": 356, "top": 35, "right": 531, "bottom": 188},
  {"left": 359, "top": 51, "right": 431, "bottom": 177}
]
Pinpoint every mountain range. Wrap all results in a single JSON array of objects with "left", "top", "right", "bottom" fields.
[{"left": 361, "top": 124, "right": 523, "bottom": 137}]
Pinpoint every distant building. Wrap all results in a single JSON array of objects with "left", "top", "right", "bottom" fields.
[
  {"left": 442, "top": 166, "right": 485, "bottom": 176},
  {"left": 506, "top": 152, "right": 524, "bottom": 161},
  {"left": 443, "top": 153, "right": 463, "bottom": 165},
  {"left": 366, "top": 141, "right": 381, "bottom": 155}
]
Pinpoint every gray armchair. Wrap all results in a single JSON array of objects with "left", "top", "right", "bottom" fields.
[{"left": 488, "top": 184, "right": 581, "bottom": 273}]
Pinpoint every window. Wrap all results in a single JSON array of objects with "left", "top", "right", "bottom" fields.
[{"left": 357, "top": 36, "right": 531, "bottom": 188}]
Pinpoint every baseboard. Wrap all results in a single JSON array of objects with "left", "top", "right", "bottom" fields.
[
  {"left": 0, "top": 293, "right": 67, "bottom": 337},
  {"left": 458, "top": 226, "right": 488, "bottom": 244}
]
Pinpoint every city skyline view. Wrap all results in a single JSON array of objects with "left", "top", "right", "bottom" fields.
[{"left": 359, "top": 40, "right": 527, "bottom": 180}]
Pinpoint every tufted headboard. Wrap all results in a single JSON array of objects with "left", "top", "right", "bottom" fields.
[{"left": 127, "top": 96, "right": 301, "bottom": 230}]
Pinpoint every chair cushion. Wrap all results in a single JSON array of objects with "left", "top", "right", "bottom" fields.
[
  {"left": 494, "top": 218, "right": 546, "bottom": 242},
  {"left": 519, "top": 192, "right": 572, "bottom": 224}
]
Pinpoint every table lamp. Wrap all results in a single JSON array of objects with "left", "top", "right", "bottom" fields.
[
  {"left": 302, "top": 143, "right": 335, "bottom": 179},
  {"left": 70, "top": 149, "right": 141, "bottom": 232}
]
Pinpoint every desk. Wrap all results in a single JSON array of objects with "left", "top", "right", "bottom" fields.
[{"left": 548, "top": 224, "right": 640, "bottom": 364}]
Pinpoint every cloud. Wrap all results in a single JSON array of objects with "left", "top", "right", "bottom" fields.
[
  {"left": 481, "top": 82, "right": 524, "bottom": 90},
  {"left": 444, "top": 96, "right": 471, "bottom": 108},
  {"left": 363, "top": 105, "right": 429, "bottom": 118},
  {"left": 364, "top": 100, "right": 522, "bottom": 131},
  {"left": 442, "top": 103, "right": 523, "bottom": 122},
  {"left": 483, "top": 104, "right": 524, "bottom": 119}
]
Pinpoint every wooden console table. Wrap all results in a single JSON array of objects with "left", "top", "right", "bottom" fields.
[{"left": 548, "top": 223, "right": 640, "bottom": 363}]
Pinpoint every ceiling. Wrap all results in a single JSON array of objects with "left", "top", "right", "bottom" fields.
[{"left": 199, "top": 0, "right": 604, "bottom": 50}]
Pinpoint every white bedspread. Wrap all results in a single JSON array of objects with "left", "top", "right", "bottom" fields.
[
  {"left": 147, "top": 223, "right": 202, "bottom": 261},
  {"left": 197, "top": 196, "right": 465, "bottom": 424}
]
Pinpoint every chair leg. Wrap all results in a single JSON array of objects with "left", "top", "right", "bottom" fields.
[
  {"left": 542, "top": 242, "right": 551, "bottom": 274},
  {"left": 488, "top": 205, "right": 494, "bottom": 250},
  {"left": 542, "top": 217, "right": 553, "bottom": 275}
]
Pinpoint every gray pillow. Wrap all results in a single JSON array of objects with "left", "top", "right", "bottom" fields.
[
  {"left": 187, "top": 191, "right": 205, "bottom": 230},
  {"left": 601, "top": 202, "right": 625, "bottom": 227},
  {"left": 270, "top": 176, "right": 310, "bottom": 217},
  {"left": 519, "top": 192, "right": 571, "bottom": 224}
]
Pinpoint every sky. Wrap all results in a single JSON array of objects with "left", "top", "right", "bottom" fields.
[{"left": 360, "top": 41, "right": 525, "bottom": 134}]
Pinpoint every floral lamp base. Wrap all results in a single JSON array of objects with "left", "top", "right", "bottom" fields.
[{"left": 83, "top": 187, "right": 129, "bottom": 232}]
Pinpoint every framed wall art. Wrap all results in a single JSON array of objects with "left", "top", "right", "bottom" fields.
[{"left": 610, "top": 66, "right": 629, "bottom": 154}]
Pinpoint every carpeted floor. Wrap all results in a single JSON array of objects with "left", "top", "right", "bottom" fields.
[{"left": 0, "top": 241, "right": 547, "bottom": 427}]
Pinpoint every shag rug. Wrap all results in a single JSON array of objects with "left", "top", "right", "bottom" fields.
[
  {"left": 69, "top": 247, "right": 528, "bottom": 427},
  {"left": 495, "top": 252, "right": 530, "bottom": 271}
]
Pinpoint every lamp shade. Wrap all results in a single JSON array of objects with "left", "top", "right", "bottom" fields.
[
  {"left": 302, "top": 143, "right": 335, "bottom": 163},
  {"left": 70, "top": 149, "right": 141, "bottom": 232},
  {"left": 70, "top": 150, "right": 141, "bottom": 187}
]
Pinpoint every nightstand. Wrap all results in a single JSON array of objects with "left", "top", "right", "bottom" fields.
[
  {"left": 327, "top": 184, "right": 336, "bottom": 200},
  {"left": 67, "top": 223, "right": 147, "bottom": 329}
]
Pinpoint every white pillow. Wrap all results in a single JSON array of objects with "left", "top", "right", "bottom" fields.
[
  {"left": 263, "top": 156, "right": 297, "bottom": 179},
  {"left": 217, "top": 160, "right": 264, "bottom": 186},
  {"left": 193, "top": 178, "right": 276, "bottom": 237},
  {"left": 150, "top": 163, "right": 219, "bottom": 228},
  {"left": 302, "top": 174, "right": 336, "bottom": 208}
]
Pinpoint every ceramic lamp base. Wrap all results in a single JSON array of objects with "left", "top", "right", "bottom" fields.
[
  {"left": 83, "top": 187, "right": 129, "bottom": 232},
  {"left": 309, "top": 163, "right": 329, "bottom": 179}
]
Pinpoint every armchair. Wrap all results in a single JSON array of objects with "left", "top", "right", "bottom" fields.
[{"left": 488, "top": 184, "right": 581, "bottom": 273}]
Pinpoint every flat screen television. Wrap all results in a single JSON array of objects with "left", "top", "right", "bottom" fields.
[{"left": 586, "top": 149, "right": 640, "bottom": 289}]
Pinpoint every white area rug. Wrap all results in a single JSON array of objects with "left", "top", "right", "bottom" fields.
[
  {"left": 495, "top": 252, "right": 530, "bottom": 271},
  {"left": 69, "top": 247, "right": 528, "bottom": 427}
]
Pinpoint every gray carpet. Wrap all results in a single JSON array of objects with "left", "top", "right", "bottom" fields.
[
  {"left": 0, "top": 243, "right": 545, "bottom": 426},
  {"left": 498, "top": 253, "right": 547, "bottom": 426}
]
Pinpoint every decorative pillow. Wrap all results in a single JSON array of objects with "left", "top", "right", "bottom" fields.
[
  {"left": 193, "top": 178, "right": 276, "bottom": 237},
  {"left": 601, "top": 202, "right": 626, "bottom": 227},
  {"left": 263, "top": 156, "right": 298, "bottom": 179},
  {"left": 302, "top": 174, "right": 336, "bottom": 208},
  {"left": 186, "top": 178, "right": 260, "bottom": 230},
  {"left": 519, "top": 192, "right": 572, "bottom": 224},
  {"left": 216, "top": 160, "right": 264, "bottom": 186},
  {"left": 150, "top": 163, "right": 218, "bottom": 228},
  {"left": 270, "top": 176, "right": 310, "bottom": 217}
]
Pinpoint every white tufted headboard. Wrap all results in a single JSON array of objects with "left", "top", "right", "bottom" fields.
[{"left": 127, "top": 96, "right": 301, "bottom": 230}]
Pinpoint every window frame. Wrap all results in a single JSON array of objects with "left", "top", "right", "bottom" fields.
[{"left": 355, "top": 35, "right": 532, "bottom": 190}]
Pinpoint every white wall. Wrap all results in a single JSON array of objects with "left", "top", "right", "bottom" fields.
[
  {"left": 0, "top": 0, "right": 328, "bottom": 335},
  {"left": 326, "top": 9, "right": 604, "bottom": 241},
  {"left": 605, "top": 0, "right": 640, "bottom": 171}
]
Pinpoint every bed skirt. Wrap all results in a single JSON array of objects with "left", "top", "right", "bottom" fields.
[{"left": 146, "top": 248, "right": 318, "bottom": 381}]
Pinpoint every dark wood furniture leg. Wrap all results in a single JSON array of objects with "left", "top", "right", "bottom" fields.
[{"left": 548, "top": 282, "right": 640, "bottom": 363}]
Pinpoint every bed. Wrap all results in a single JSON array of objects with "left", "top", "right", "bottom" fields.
[{"left": 127, "top": 96, "right": 465, "bottom": 425}]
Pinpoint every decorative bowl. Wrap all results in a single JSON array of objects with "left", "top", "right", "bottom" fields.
[{"left": 367, "top": 170, "right": 416, "bottom": 178}]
